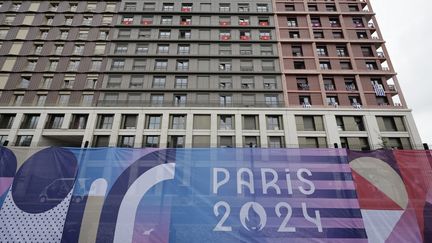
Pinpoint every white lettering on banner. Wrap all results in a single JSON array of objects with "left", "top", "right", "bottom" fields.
[
  {"left": 213, "top": 168, "right": 230, "bottom": 194},
  {"left": 212, "top": 167, "right": 322, "bottom": 233}
]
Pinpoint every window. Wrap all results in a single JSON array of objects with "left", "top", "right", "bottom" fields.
[
  {"left": 336, "top": 46, "right": 348, "bottom": 57},
  {"left": 311, "top": 18, "right": 321, "bottom": 27},
  {"left": 268, "top": 137, "right": 284, "bottom": 148},
  {"left": 48, "top": 60, "right": 58, "bottom": 71},
  {"left": 175, "top": 76, "right": 188, "bottom": 88},
  {"left": 77, "top": 30, "right": 91, "bottom": 40},
  {"left": 118, "top": 30, "right": 131, "bottom": 38},
  {"left": 218, "top": 136, "right": 234, "bottom": 148},
  {"left": 239, "top": 17, "right": 250, "bottom": 26},
  {"left": 97, "top": 114, "right": 114, "bottom": 129},
  {"left": 193, "top": 115, "right": 210, "bottom": 130},
  {"left": 171, "top": 115, "right": 186, "bottom": 129},
  {"left": 157, "top": 44, "right": 169, "bottom": 54},
  {"left": 219, "top": 61, "right": 232, "bottom": 71},
  {"left": 13, "top": 95, "right": 23, "bottom": 106},
  {"left": 340, "top": 61, "right": 352, "bottom": 70},
  {"left": 83, "top": 16, "right": 93, "bottom": 25},
  {"left": 168, "top": 136, "right": 185, "bottom": 148},
  {"left": 329, "top": 18, "right": 340, "bottom": 27},
  {"left": 136, "top": 44, "right": 148, "bottom": 54},
  {"left": 366, "top": 61, "right": 378, "bottom": 70},
  {"left": 162, "top": 3, "right": 174, "bottom": 11},
  {"left": 122, "top": 16, "right": 133, "bottom": 25},
  {"left": 129, "top": 76, "right": 143, "bottom": 88},
  {"left": 333, "top": 31, "right": 344, "bottom": 39},
  {"left": 240, "top": 60, "right": 253, "bottom": 71},
  {"left": 58, "top": 94, "right": 70, "bottom": 106},
  {"left": 18, "top": 76, "right": 30, "bottom": 88},
  {"left": 219, "top": 95, "right": 232, "bottom": 106},
  {"left": 115, "top": 44, "right": 128, "bottom": 54},
  {"left": 300, "top": 96, "right": 311, "bottom": 107},
  {"left": 241, "top": 76, "right": 254, "bottom": 89},
  {"left": 91, "top": 60, "right": 102, "bottom": 71},
  {"left": 297, "top": 78, "right": 309, "bottom": 90},
  {"left": 219, "top": 3, "right": 230, "bottom": 12},
  {"left": 5, "top": 15, "right": 16, "bottom": 25},
  {"left": 99, "top": 30, "right": 109, "bottom": 40},
  {"left": 67, "top": 60, "right": 80, "bottom": 71},
  {"left": 15, "top": 135, "right": 32, "bottom": 147},
  {"left": 265, "top": 95, "right": 278, "bottom": 107},
  {"left": 361, "top": 46, "right": 374, "bottom": 57},
  {"left": 121, "top": 114, "right": 137, "bottom": 129},
  {"left": 180, "top": 16, "right": 192, "bottom": 25},
  {"left": 21, "top": 114, "right": 40, "bottom": 129},
  {"left": 264, "top": 76, "right": 277, "bottom": 89},
  {"left": 36, "top": 95, "right": 46, "bottom": 106},
  {"left": 0, "top": 114, "right": 15, "bottom": 129},
  {"left": 82, "top": 94, "right": 93, "bottom": 106},
  {"left": 244, "top": 136, "right": 259, "bottom": 148},
  {"left": 238, "top": 3, "right": 249, "bottom": 12},
  {"left": 240, "top": 45, "right": 252, "bottom": 55},
  {"left": 124, "top": 2, "right": 136, "bottom": 11},
  {"left": 324, "top": 78, "right": 335, "bottom": 90},
  {"left": 243, "top": 115, "right": 258, "bottom": 130},
  {"left": 159, "top": 30, "right": 171, "bottom": 39},
  {"left": 219, "top": 44, "right": 231, "bottom": 55},
  {"left": 41, "top": 77, "right": 52, "bottom": 89},
  {"left": 266, "top": 115, "right": 282, "bottom": 130},
  {"left": 118, "top": 136, "right": 135, "bottom": 148},
  {"left": 260, "top": 45, "right": 273, "bottom": 55},
  {"left": 143, "top": 136, "right": 159, "bottom": 148},
  {"left": 178, "top": 44, "right": 190, "bottom": 54},
  {"left": 60, "top": 30, "right": 69, "bottom": 40},
  {"left": 320, "top": 61, "right": 331, "bottom": 70},
  {"left": 180, "top": 30, "right": 191, "bottom": 39},
  {"left": 150, "top": 94, "right": 164, "bottom": 106},
  {"left": 181, "top": 3, "right": 192, "bottom": 12},
  {"left": 54, "top": 44, "right": 63, "bottom": 55},
  {"left": 160, "top": 16, "right": 172, "bottom": 25},
  {"left": 155, "top": 60, "right": 168, "bottom": 70},
  {"left": 257, "top": 4, "right": 268, "bottom": 12},
  {"left": 292, "top": 46, "right": 303, "bottom": 56},
  {"left": 143, "top": 3, "right": 155, "bottom": 11},
  {"left": 111, "top": 59, "right": 125, "bottom": 70},
  {"left": 92, "top": 135, "right": 109, "bottom": 147},
  {"left": 146, "top": 115, "right": 162, "bottom": 129},
  {"left": 326, "top": 96, "right": 339, "bottom": 106},
  {"left": 308, "top": 4, "right": 317, "bottom": 11},
  {"left": 313, "top": 31, "right": 324, "bottom": 38},
  {"left": 316, "top": 46, "right": 328, "bottom": 56},
  {"left": 176, "top": 60, "right": 189, "bottom": 70},
  {"left": 45, "top": 114, "right": 64, "bottom": 129},
  {"left": 353, "top": 18, "right": 364, "bottom": 27},
  {"left": 219, "top": 115, "right": 234, "bottom": 130},
  {"left": 151, "top": 76, "right": 165, "bottom": 88},
  {"left": 219, "top": 77, "right": 232, "bottom": 89},
  {"left": 173, "top": 94, "right": 187, "bottom": 106},
  {"left": 294, "top": 61, "right": 305, "bottom": 69},
  {"left": 287, "top": 18, "right": 297, "bottom": 27},
  {"left": 259, "top": 31, "right": 271, "bottom": 40},
  {"left": 133, "top": 59, "right": 146, "bottom": 70},
  {"left": 73, "top": 44, "right": 84, "bottom": 55}
]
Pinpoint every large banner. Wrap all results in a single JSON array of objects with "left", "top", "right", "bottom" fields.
[{"left": 0, "top": 147, "right": 431, "bottom": 242}]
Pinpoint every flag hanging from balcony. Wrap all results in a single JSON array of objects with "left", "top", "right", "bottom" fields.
[{"left": 0, "top": 147, "right": 430, "bottom": 242}]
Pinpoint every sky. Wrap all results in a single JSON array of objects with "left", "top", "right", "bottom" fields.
[{"left": 371, "top": 0, "right": 432, "bottom": 145}]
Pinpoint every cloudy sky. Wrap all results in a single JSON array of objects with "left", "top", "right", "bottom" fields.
[{"left": 371, "top": 0, "right": 432, "bottom": 145}]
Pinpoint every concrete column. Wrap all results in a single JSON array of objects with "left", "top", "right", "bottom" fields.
[
  {"left": 135, "top": 113, "right": 145, "bottom": 148},
  {"left": 235, "top": 113, "right": 243, "bottom": 147},
  {"left": 364, "top": 114, "right": 382, "bottom": 149},
  {"left": 404, "top": 112, "right": 423, "bottom": 149},
  {"left": 259, "top": 114, "right": 268, "bottom": 148},
  {"left": 62, "top": 113, "right": 72, "bottom": 129},
  {"left": 7, "top": 113, "right": 24, "bottom": 145},
  {"left": 185, "top": 112, "right": 193, "bottom": 148},
  {"left": 324, "top": 114, "right": 340, "bottom": 148},
  {"left": 82, "top": 112, "right": 97, "bottom": 147},
  {"left": 284, "top": 113, "right": 298, "bottom": 148},
  {"left": 31, "top": 113, "right": 48, "bottom": 147},
  {"left": 159, "top": 113, "right": 169, "bottom": 148},
  {"left": 108, "top": 114, "right": 121, "bottom": 147},
  {"left": 210, "top": 113, "right": 217, "bottom": 147}
]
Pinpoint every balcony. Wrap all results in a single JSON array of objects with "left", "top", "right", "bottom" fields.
[
  {"left": 239, "top": 21, "right": 250, "bottom": 26},
  {"left": 240, "top": 35, "right": 251, "bottom": 40},
  {"left": 388, "top": 85, "right": 397, "bottom": 92},
  {"left": 260, "top": 35, "right": 271, "bottom": 40},
  {"left": 180, "top": 21, "right": 191, "bottom": 26},
  {"left": 297, "top": 83, "right": 310, "bottom": 90},
  {"left": 259, "top": 21, "right": 269, "bottom": 26},
  {"left": 220, "top": 35, "right": 231, "bottom": 40},
  {"left": 141, "top": 20, "right": 152, "bottom": 25},
  {"left": 181, "top": 7, "right": 192, "bottom": 12}
]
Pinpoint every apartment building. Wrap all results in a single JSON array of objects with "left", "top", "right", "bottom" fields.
[{"left": 0, "top": 0, "right": 422, "bottom": 150}]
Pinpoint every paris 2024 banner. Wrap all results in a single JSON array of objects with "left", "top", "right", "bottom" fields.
[{"left": 0, "top": 147, "right": 431, "bottom": 242}]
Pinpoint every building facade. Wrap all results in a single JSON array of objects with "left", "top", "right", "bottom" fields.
[{"left": 0, "top": 0, "right": 423, "bottom": 149}]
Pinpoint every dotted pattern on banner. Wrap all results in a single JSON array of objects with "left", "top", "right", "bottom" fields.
[{"left": 0, "top": 188, "right": 73, "bottom": 243}]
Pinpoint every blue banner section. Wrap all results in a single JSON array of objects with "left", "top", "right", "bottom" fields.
[{"left": 0, "top": 147, "right": 430, "bottom": 242}]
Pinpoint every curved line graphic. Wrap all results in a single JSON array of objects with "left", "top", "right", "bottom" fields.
[{"left": 113, "top": 163, "right": 175, "bottom": 243}]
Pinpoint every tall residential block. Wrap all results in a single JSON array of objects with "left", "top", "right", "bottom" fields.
[{"left": 0, "top": 0, "right": 423, "bottom": 149}]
